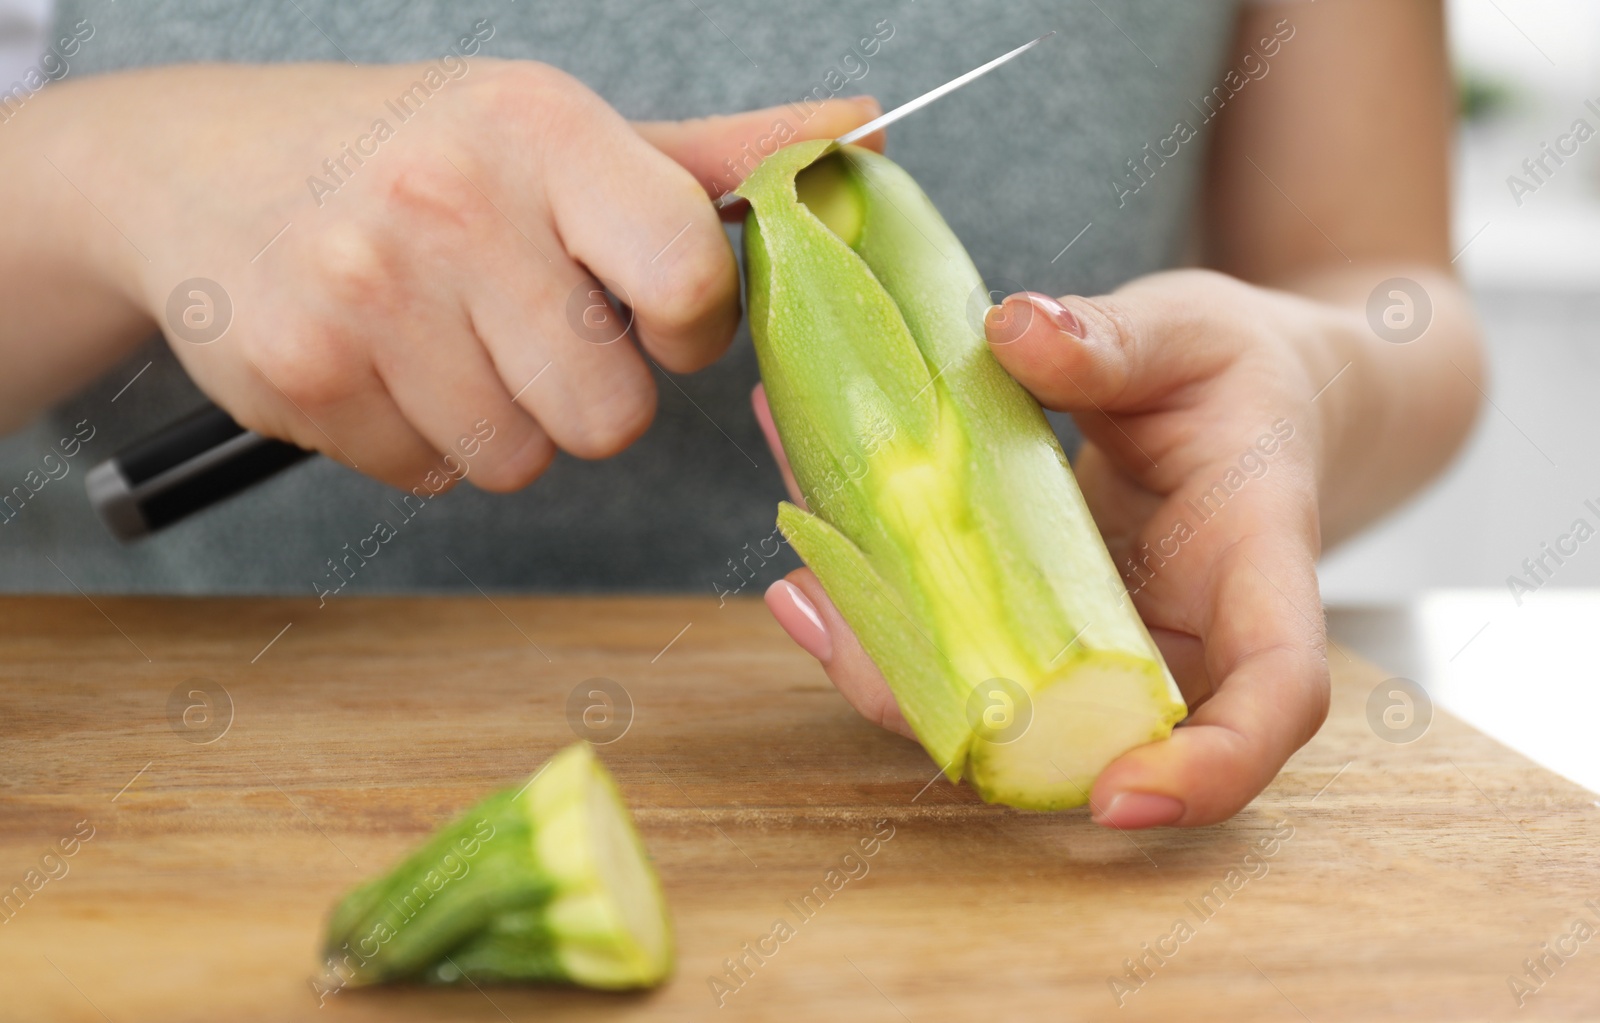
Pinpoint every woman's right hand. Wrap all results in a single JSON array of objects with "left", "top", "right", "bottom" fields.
[{"left": 4, "top": 53, "right": 881, "bottom": 488}]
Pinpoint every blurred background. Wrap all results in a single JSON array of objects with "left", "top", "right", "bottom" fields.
[
  {"left": 1323, "top": 0, "right": 1600, "bottom": 794},
  {"left": 1321, "top": 0, "right": 1600, "bottom": 599}
]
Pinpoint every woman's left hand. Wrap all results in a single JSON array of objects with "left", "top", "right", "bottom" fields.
[{"left": 754, "top": 268, "right": 1445, "bottom": 828}]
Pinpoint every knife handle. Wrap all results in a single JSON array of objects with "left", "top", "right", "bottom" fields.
[{"left": 85, "top": 404, "right": 313, "bottom": 541}]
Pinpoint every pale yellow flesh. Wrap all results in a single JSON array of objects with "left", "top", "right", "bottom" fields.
[
  {"left": 587, "top": 768, "right": 670, "bottom": 972},
  {"left": 965, "top": 657, "right": 1185, "bottom": 811},
  {"left": 532, "top": 746, "right": 672, "bottom": 988}
]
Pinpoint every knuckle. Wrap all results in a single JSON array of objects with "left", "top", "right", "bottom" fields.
[
  {"left": 247, "top": 327, "right": 364, "bottom": 409},
  {"left": 1085, "top": 295, "right": 1141, "bottom": 353},
  {"left": 399, "top": 459, "right": 460, "bottom": 496},
  {"left": 638, "top": 222, "right": 737, "bottom": 346},
  {"left": 380, "top": 158, "right": 479, "bottom": 231},
  {"left": 479, "top": 60, "right": 597, "bottom": 132},
  {"left": 473, "top": 432, "right": 556, "bottom": 492},
  {"left": 1073, "top": 295, "right": 1141, "bottom": 399},
  {"left": 566, "top": 381, "right": 657, "bottom": 460},
  {"left": 306, "top": 222, "right": 397, "bottom": 308}
]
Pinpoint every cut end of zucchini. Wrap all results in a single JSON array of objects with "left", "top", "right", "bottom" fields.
[
  {"left": 319, "top": 743, "right": 672, "bottom": 994},
  {"left": 964, "top": 657, "right": 1187, "bottom": 810},
  {"left": 526, "top": 743, "right": 674, "bottom": 989}
]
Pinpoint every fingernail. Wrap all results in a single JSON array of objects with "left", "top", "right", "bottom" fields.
[
  {"left": 1025, "top": 292, "right": 1084, "bottom": 338},
  {"left": 766, "top": 580, "right": 832, "bottom": 662},
  {"left": 1093, "top": 792, "right": 1185, "bottom": 829},
  {"left": 985, "top": 293, "right": 1082, "bottom": 347},
  {"left": 852, "top": 95, "right": 883, "bottom": 120}
]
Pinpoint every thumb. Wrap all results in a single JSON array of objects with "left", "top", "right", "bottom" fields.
[
  {"left": 983, "top": 286, "right": 1227, "bottom": 414},
  {"left": 633, "top": 97, "right": 884, "bottom": 209}
]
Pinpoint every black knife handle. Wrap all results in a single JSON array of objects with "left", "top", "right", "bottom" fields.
[{"left": 85, "top": 404, "right": 313, "bottom": 541}]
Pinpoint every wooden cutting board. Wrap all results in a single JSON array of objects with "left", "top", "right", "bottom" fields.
[{"left": 1, "top": 595, "right": 1597, "bottom": 1022}]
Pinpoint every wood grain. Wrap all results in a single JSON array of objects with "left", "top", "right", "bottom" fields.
[{"left": 0, "top": 594, "right": 1596, "bottom": 1022}]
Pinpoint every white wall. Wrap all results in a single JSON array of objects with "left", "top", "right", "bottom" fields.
[
  {"left": 0, "top": 0, "right": 50, "bottom": 90},
  {"left": 1317, "top": 0, "right": 1600, "bottom": 602}
]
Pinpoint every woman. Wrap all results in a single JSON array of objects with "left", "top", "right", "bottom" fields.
[{"left": 0, "top": 0, "right": 1482, "bottom": 828}]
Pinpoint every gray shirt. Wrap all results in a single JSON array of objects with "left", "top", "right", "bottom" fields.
[{"left": 2, "top": 0, "right": 1240, "bottom": 595}]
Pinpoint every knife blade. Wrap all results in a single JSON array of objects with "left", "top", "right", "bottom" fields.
[{"left": 713, "top": 30, "right": 1055, "bottom": 209}]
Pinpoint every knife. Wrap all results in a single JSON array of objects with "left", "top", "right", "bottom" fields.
[
  {"left": 714, "top": 29, "right": 1054, "bottom": 208},
  {"left": 85, "top": 30, "right": 1055, "bottom": 542}
]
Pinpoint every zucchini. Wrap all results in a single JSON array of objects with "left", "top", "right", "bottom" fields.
[{"left": 739, "top": 141, "right": 1186, "bottom": 810}]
